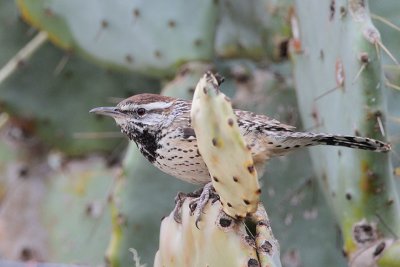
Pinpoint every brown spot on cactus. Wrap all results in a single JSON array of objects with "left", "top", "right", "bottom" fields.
[
  {"left": 243, "top": 199, "right": 250, "bottom": 205},
  {"left": 133, "top": 8, "right": 140, "bottom": 17},
  {"left": 386, "top": 199, "right": 394, "bottom": 206},
  {"left": 247, "top": 258, "right": 259, "bottom": 267},
  {"left": 227, "top": 118, "right": 234, "bottom": 126},
  {"left": 359, "top": 52, "right": 369, "bottom": 63},
  {"left": 320, "top": 50, "right": 324, "bottom": 60},
  {"left": 213, "top": 176, "right": 219, "bottom": 182},
  {"left": 43, "top": 7, "right": 54, "bottom": 17},
  {"left": 329, "top": 0, "right": 335, "bottom": 21},
  {"left": 340, "top": 6, "right": 347, "bottom": 17},
  {"left": 247, "top": 165, "right": 255, "bottom": 174},
  {"left": 233, "top": 176, "right": 238, "bottom": 182},
  {"left": 154, "top": 50, "right": 162, "bottom": 58},
  {"left": 261, "top": 240, "right": 273, "bottom": 253},
  {"left": 203, "top": 87, "right": 208, "bottom": 94},
  {"left": 101, "top": 19, "right": 109, "bottom": 28},
  {"left": 168, "top": 20, "right": 176, "bottom": 28},
  {"left": 125, "top": 54, "right": 133, "bottom": 63},
  {"left": 227, "top": 202, "right": 232, "bottom": 208},
  {"left": 342, "top": 249, "right": 348, "bottom": 258},
  {"left": 353, "top": 221, "right": 377, "bottom": 244},
  {"left": 255, "top": 189, "right": 261, "bottom": 195},
  {"left": 219, "top": 217, "right": 232, "bottom": 227},
  {"left": 18, "top": 166, "right": 29, "bottom": 178},
  {"left": 194, "top": 39, "right": 203, "bottom": 47},
  {"left": 373, "top": 242, "right": 385, "bottom": 256},
  {"left": 212, "top": 138, "right": 218, "bottom": 147},
  {"left": 278, "top": 39, "right": 289, "bottom": 60},
  {"left": 19, "top": 247, "right": 34, "bottom": 261}
]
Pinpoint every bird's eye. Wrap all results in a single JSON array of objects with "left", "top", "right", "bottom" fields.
[{"left": 136, "top": 108, "right": 146, "bottom": 116}]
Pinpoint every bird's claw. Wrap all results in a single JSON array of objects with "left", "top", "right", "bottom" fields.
[
  {"left": 173, "top": 191, "right": 190, "bottom": 223},
  {"left": 189, "top": 182, "right": 217, "bottom": 229},
  {"left": 172, "top": 183, "right": 219, "bottom": 229}
]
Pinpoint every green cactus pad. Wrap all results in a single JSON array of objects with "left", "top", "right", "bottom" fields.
[
  {"left": 291, "top": 0, "right": 400, "bottom": 262},
  {"left": 15, "top": 0, "right": 218, "bottom": 78}
]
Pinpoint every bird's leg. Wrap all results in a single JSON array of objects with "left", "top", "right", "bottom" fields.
[
  {"left": 173, "top": 192, "right": 187, "bottom": 223},
  {"left": 189, "top": 182, "right": 219, "bottom": 229},
  {"left": 172, "top": 188, "right": 207, "bottom": 223},
  {"left": 172, "top": 183, "right": 220, "bottom": 226}
]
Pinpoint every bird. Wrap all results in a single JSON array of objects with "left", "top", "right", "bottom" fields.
[{"left": 90, "top": 93, "right": 390, "bottom": 185}]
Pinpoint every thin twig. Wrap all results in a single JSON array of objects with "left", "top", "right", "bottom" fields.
[{"left": 0, "top": 31, "right": 48, "bottom": 84}]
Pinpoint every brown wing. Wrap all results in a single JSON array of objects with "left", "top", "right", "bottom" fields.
[{"left": 234, "top": 109, "right": 296, "bottom": 132}]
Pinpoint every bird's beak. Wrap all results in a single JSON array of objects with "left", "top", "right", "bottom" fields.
[{"left": 89, "top": 107, "right": 125, "bottom": 118}]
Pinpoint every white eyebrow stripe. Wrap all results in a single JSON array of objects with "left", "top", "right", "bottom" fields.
[{"left": 138, "top": 102, "right": 173, "bottom": 110}]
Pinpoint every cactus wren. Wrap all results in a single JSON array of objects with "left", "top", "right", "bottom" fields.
[{"left": 90, "top": 93, "right": 390, "bottom": 184}]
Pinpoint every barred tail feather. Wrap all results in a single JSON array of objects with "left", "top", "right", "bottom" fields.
[
  {"left": 269, "top": 132, "right": 391, "bottom": 155},
  {"left": 314, "top": 134, "right": 391, "bottom": 152}
]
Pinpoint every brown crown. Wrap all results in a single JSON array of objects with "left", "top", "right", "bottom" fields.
[{"left": 118, "top": 93, "right": 176, "bottom": 106}]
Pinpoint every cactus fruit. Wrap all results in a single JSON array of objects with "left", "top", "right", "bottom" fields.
[
  {"left": 155, "top": 197, "right": 281, "bottom": 267},
  {"left": 291, "top": 0, "right": 400, "bottom": 264},
  {"left": 191, "top": 72, "right": 261, "bottom": 218}
]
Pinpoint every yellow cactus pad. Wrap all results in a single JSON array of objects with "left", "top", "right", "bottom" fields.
[
  {"left": 190, "top": 72, "right": 261, "bottom": 218},
  {"left": 155, "top": 197, "right": 280, "bottom": 267}
]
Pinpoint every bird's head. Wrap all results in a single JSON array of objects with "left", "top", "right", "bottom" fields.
[{"left": 90, "top": 94, "right": 181, "bottom": 140}]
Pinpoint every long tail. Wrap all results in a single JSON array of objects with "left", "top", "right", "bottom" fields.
[{"left": 269, "top": 132, "right": 391, "bottom": 155}]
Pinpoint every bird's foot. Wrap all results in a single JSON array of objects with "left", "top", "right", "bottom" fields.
[
  {"left": 172, "top": 189, "right": 206, "bottom": 223},
  {"left": 189, "top": 182, "right": 219, "bottom": 229},
  {"left": 172, "top": 183, "right": 219, "bottom": 228}
]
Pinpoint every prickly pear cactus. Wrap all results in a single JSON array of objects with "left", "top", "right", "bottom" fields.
[
  {"left": 0, "top": 0, "right": 160, "bottom": 155},
  {"left": 15, "top": 0, "right": 219, "bottom": 78},
  {"left": 215, "top": 0, "right": 292, "bottom": 60},
  {"left": 155, "top": 197, "right": 281, "bottom": 267},
  {"left": 291, "top": 0, "right": 400, "bottom": 265},
  {"left": 191, "top": 72, "right": 261, "bottom": 218}
]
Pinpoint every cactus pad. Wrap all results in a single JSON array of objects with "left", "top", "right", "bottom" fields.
[
  {"left": 190, "top": 72, "right": 261, "bottom": 218},
  {"left": 155, "top": 197, "right": 281, "bottom": 267}
]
